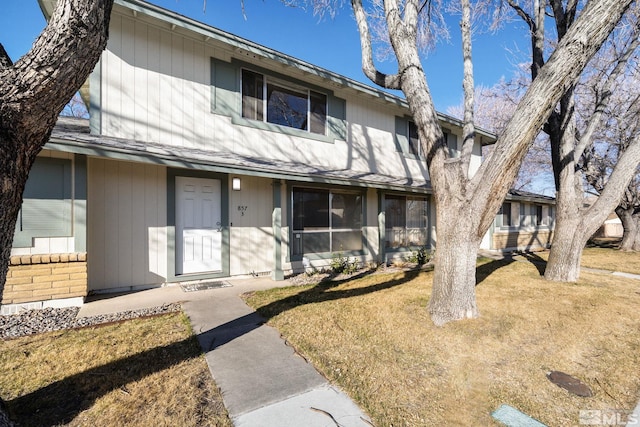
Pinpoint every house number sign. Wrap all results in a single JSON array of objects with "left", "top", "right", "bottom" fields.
[{"left": 237, "top": 206, "right": 248, "bottom": 216}]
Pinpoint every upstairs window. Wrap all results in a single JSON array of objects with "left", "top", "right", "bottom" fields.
[
  {"left": 408, "top": 121, "right": 421, "bottom": 156},
  {"left": 406, "top": 121, "right": 455, "bottom": 158},
  {"left": 242, "top": 69, "right": 327, "bottom": 135}
]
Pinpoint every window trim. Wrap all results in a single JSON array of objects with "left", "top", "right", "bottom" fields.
[
  {"left": 408, "top": 120, "right": 421, "bottom": 157},
  {"left": 532, "top": 204, "right": 543, "bottom": 226},
  {"left": 384, "top": 194, "right": 430, "bottom": 251},
  {"left": 497, "top": 202, "right": 512, "bottom": 229},
  {"left": 496, "top": 201, "right": 554, "bottom": 230},
  {"left": 399, "top": 120, "right": 456, "bottom": 160},
  {"left": 241, "top": 68, "right": 328, "bottom": 136},
  {"left": 13, "top": 157, "right": 73, "bottom": 247},
  {"left": 290, "top": 186, "right": 365, "bottom": 259}
]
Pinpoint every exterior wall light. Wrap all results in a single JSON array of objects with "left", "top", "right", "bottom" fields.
[{"left": 232, "top": 177, "right": 241, "bottom": 191}]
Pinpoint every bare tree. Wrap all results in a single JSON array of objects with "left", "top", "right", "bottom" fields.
[
  {"left": 62, "top": 92, "right": 90, "bottom": 118},
  {"left": 343, "top": 0, "right": 633, "bottom": 324},
  {"left": 580, "top": 49, "right": 640, "bottom": 251},
  {"left": 506, "top": 0, "right": 640, "bottom": 281},
  {"left": 447, "top": 82, "right": 554, "bottom": 194},
  {"left": 0, "top": 0, "right": 114, "bottom": 299},
  {"left": 0, "top": 0, "right": 633, "bottom": 329},
  {"left": 616, "top": 178, "right": 640, "bottom": 251}
]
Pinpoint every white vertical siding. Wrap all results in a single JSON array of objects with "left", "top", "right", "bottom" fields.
[
  {"left": 100, "top": 12, "right": 453, "bottom": 185},
  {"left": 88, "top": 158, "right": 167, "bottom": 291},
  {"left": 134, "top": 19, "right": 149, "bottom": 140},
  {"left": 146, "top": 25, "right": 161, "bottom": 143},
  {"left": 364, "top": 188, "right": 380, "bottom": 261},
  {"left": 345, "top": 93, "right": 432, "bottom": 180},
  {"left": 228, "top": 176, "right": 273, "bottom": 275},
  {"left": 119, "top": 15, "right": 136, "bottom": 138},
  {"left": 100, "top": 10, "right": 487, "bottom": 185}
]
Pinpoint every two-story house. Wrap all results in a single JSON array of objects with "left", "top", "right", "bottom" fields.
[{"left": 2, "top": 0, "right": 555, "bottom": 314}]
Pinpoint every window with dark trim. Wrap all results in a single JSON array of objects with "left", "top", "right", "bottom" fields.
[
  {"left": 13, "top": 157, "right": 72, "bottom": 247},
  {"left": 242, "top": 69, "right": 327, "bottom": 135},
  {"left": 406, "top": 121, "right": 455, "bottom": 158},
  {"left": 532, "top": 204, "right": 543, "bottom": 226},
  {"left": 408, "top": 121, "right": 421, "bottom": 156},
  {"left": 292, "top": 188, "right": 363, "bottom": 256},
  {"left": 385, "top": 195, "right": 429, "bottom": 249},
  {"left": 498, "top": 202, "right": 512, "bottom": 228}
]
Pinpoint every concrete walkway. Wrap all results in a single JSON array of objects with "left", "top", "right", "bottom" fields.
[
  {"left": 78, "top": 278, "right": 373, "bottom": 427},
  {"left": 77, "top": 265, "right": 640, "bottom": 427}
]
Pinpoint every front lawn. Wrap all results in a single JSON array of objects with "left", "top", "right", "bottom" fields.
[
  {"left": 0, "top": 312, "right": 232, "bottom": 426},
  {"left": 244, "top": 258, "right": 640, "bottom": 426}
]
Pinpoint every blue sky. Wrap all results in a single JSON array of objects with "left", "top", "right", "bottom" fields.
[{"left": 0, "top": 0, "right": 530, "bottom": 112}]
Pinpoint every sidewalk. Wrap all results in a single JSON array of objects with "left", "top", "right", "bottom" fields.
[
  {"left": 78, "top": 278, "right": 373, "bottom": 427},
  {"left": 77, "top": 269, "right": 640, "bottom": 427}
]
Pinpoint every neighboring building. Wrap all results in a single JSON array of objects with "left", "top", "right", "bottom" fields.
[
  {"left": 3, "top": 0, "right": 554, "bottom": 313},
  {"left": 583, "top": 196, "right": 623, "bottom": 239},
  {"left": 593, "top": 212, "right": 624, "bottom": 239},
  {"left": 482, "top": 190, "right": 555, "bottom": 252}
]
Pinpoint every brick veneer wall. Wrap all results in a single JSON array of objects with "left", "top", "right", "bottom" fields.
[
  {"left": 492, "top": 231, "right": 553, "bottom": 251},
  {"left": 3, "top": 253, "right": 88, "bottom": 306}
]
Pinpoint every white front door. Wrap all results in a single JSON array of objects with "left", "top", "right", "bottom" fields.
[{"left": 176, "top": 177, "right": 222, "bottom": 275}]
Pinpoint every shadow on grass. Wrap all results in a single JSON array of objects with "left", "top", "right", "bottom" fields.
[
  {"left": 6, "top": 334, "right": 202, "bottom": 426},
  {"left": 254, "top": 269, "right": 420, "bottom": 320},
  {"left": 476, "top": 252, "right": 547, "bottom": 285},
  {"left": 476, "top": 258, "right": 515, "bottom": 285},
  {"left": 517, "top": 251, "right": 547, "bottom": 276},
  {"left": 6, "top": 269, "right": 419, "bottom": 425},
  {"left": 199, "top": 269, "right": 421, "bottom": 352},
  {"left": 587, "top": 237, "right": 622, "bottom": 249}
]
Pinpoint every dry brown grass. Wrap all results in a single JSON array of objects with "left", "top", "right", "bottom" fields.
[
  {"left": 245, "top": 259, "right": 640, "bottom": 426},
  {"left": 580, "top": 247, "right": 640, "bottom": 275},
  {"left": 0, "top": 312, "right": 232, "bottom": 427},
  {"left": 525, "top": 244, "right": 640, "bottom": 275}
]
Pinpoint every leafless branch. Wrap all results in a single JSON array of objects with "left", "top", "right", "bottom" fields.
[{"left": 351, "top": 0, "right": 402, "bottom": 89}]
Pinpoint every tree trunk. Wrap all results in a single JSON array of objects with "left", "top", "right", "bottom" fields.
[
  {"left": 545, "top": 214, "right": 586, "bottom": 282},
  {"left": 0, "top": 139, "right": 35, "bottom": 297},
  {"left": 617, "top": 206, "right": 640, "bottom": 251},
  {"left": 0, "top": 0, "right": 113, "bottom": 299},
  {"left": 428, "top": 202, "right": 481, "bottom": 326},
  {"left": 353, "top": 0, "right": 631, "bottom": 324}
]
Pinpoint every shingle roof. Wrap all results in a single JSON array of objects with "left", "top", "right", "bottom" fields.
[
  {"left": 48, "top": 116, "right": 431, "bottom": 192},
  {"left": 48, "top": 116, "right": 554, "bottom": 203}
]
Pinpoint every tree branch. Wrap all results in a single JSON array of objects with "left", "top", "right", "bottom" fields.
[
  {"left": 507, "top": 0, "right": 545, "bottom": 80},
  {"left": 459, "top": 0, "right": 475, "bottom": 179},
  {"left": 473, "top": 0, "right": 634, "bottom": 235},
  {"left": 506, "top": 0, "right": 535, "bottom": 30},
  {"left": 576, "top": 32, "right": 640, "bottom": 161},
  {"left": 351, "top": 0, "right": 402, "bottom": 89},
  {"left": 586, "top": 136, "right": 640, "bottom": 232},
  {"left": 4, "top": 0, "right": 114, "bottom": 136}
]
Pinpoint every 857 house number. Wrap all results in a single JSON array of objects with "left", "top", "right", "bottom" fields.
[{"left": 237, "top": 206, "right": 248, "bottom": 216}]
